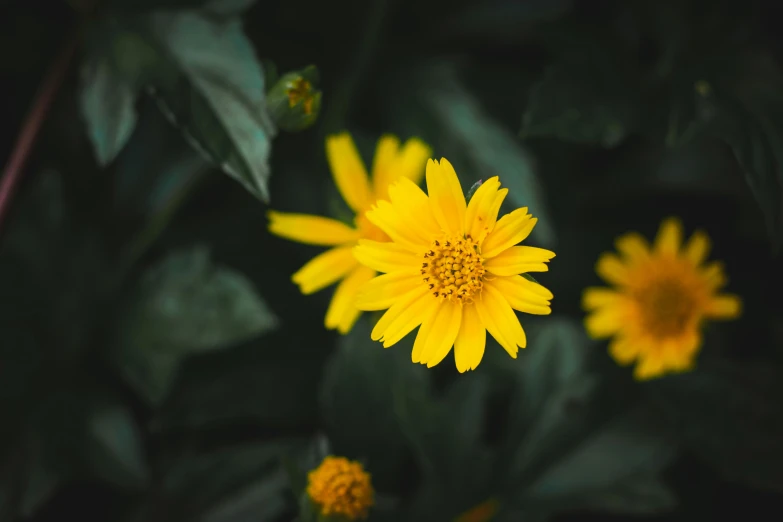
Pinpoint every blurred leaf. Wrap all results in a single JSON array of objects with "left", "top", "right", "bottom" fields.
[
  {"left": 80, "top": 46, "right": 139, "bottom": 166},
  {"left": 149, "top": 11, "right": 277, "bottom": 202},
  {"left": 524, "top": 406, "right": 675, "bottom": 500},
  {"left": 504, "top": 318, "right": 598, "bottom": 482},
  {"left": 320, "top": 318, "right": 430, "bottom": 485},
  {"left": 202, "top": 0, "right": 258, "bottom": 17},
  {"left": 580, "top": 474, "right": 676, "bottom": 515},
  {"left": 152, "top": 344, "right": 317, "bottom": 431},
  {"left": 112, "top": 101, "right": 207, "bottom": 219},
  {"left": 87, "top": 401, "right": 150, "bottom": 489},
  {"left": 388, "top": 62, "right": 556, "bottom": 247},
  {"left": 112, "top": 245, "right": 278, "bottom": 404},
  {"left": 440, "top": 0, "right": 573, "bottom": 42},
  {"left": 521, "top": 58, "right": 638, "bottom": 148},
  {"left": 161, "top": 440, "right": 301, "bottom": 521},
  {"left": 705, "top": 52, "right": 783, "bottom": 248},
  {"left": 646, "top": 359, "right": 783, "bottom": 493},
  {"left": 33, "top": 390, "right": 149, "bottom": 491}
]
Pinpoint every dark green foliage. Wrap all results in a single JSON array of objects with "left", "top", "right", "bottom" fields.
[{"left": 1, "top": 0, "right": 783, "bottom": 521}]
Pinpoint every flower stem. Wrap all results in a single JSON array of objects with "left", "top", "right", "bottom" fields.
[{"left": 0, "top": 27, "right": 80, "bottom": 235}]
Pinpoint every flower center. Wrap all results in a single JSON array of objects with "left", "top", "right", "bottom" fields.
[
  {"left": 636, "top": 279, "right": 695, "bottom": 337},
  {"left": 421, "top": 235, "right": 485, "bottom": 302}
]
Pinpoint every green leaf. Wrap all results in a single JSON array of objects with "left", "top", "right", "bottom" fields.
[
  {"left": 580, "top": 474, "right": 677, "bottom": 515},
  {"left": 148, "top": 11, "right": 277, "bottom": 202},
  {"left": 87, "top": 401, "right": 150, "bottom": 490},
  {"left": 79, "top": 49, "right": 139, "bottom": 166},
  {"left": 521, "top": 59, "right": 638, "bottom": 148},
  {"left": 320, "top": 318, "right": 431, "bottom": 485},
  {"left": 162, "top": 440, "right": 300, "bottom": 521},
  {"left": 386, "top": 62, "right": 556, "bottom": 247},
  {"left": 504, "top": 318, "right": 597, "bottom": 480},
  {"left": 151, "top": 347, "right": 318, "bottom": 432},
  {"left": 202, "top": 0, "right": 258, "bottom": 16},
  {"left": 646, "top": 360, "right": 783, "bottom": 493},
  {"left": 524, "top": 406, "right": 675, "bottom": 500},
  {"left": 705, "top": 52, "right": 783, "bottom": 248},
  {"left": 32, "top": 391, "right": 149, "bottom": 491},
  {"left": 112, "top": 245, "right": 278, "bottom": 404}
]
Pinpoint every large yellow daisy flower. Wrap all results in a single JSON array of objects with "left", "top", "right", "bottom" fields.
[
  {"left": 353, "top": 158, "right": 555, "bottom": 372},
  {"left": 267, "top": 132, "right": 431, "bottom": 334},
  {"left": 582, "top": 217, "right": 742, "bottom": 380}
]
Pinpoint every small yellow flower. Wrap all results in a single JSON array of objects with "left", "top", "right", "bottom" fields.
[
  {"left": 454, "top": 498, "right": 499, "bottom": 522},
  {"left": 306, "top": 456, "right": 374, "bottom": 520},
  {"left": 583, "top": 217, "right": 742, "bottom": 380},
  {"left": 268, "top": 132, "right": 431, "bottom": 334},
  {"left": 353, "top": 159, "right": 555, "bottom": 372}
]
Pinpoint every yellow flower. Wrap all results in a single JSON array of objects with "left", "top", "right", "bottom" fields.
[
  {"left": 267, "top": 132, "right": 431, "bottom": 334},
  {"left": 306, "top": 456, "right": 374, "bottom": 520},
  {"left": 454, "top": 498, "right": 499, "bottom": 522},
  {"left": 353, "top": 159, "right": 555, "bottom": 372},
  {"left": 582, "top": 217, "right": 742, "bottom": 380}
]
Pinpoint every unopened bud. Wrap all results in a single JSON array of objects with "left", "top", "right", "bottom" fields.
[{"left": 267, "top": 65, "right": 322, "bottom": 132}]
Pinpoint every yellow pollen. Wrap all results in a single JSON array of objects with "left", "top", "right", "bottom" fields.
[
  {"left": 286, "top": 78, "right": 314, "bottom": 114},
  {"left": 306, "top": 456, "right": 374, "bottom": 520},
  {"left": 635, "top": 279, "right": 696, "bottom": 337},
  {"left": 421, "top": 234, "right": 485, "bottom": 302}
]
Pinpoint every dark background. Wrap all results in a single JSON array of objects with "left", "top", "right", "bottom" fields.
[{"left": 1, "top": 0, "right": 782, "bottom": 521}]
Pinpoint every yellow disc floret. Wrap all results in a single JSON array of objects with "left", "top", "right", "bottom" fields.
[
  {"left": 421, "top": 235, "right": 486, "bottom": 302},
  {"left": 306, "top": 456, "right": 374, "bottom": 520}
]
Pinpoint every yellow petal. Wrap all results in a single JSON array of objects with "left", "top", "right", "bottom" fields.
[
  {"left": 705, "top": 294, "right": 742, "bottom": 320},
  {"left": 654, "top": 217, "right": 683, "bottom": 256},
  {"left": 614, "top": 232, "right": 650, "bottom": 264},
  {"left": 700, "top": 261, "right": 727, "bottom": 290},
  {"left": 373, "top": 137, "right": 431, "bottom": 200},
  {"left": 474, "top": 284, "right": 526, "bottom": 358},
  {"left": 394, "top": 138, "right": 431, "bottom": 186},
  {"left": 366, "top": 199, "right": 426, "bottom": 252},
  {"left": 683, "top": 230, "right": 711, "bottom": 266},
  {"left": 595, "top": 253, "right": 630, "bottom": 286},
  {"left": 584, "top": 305, "right": 627, "bottom": 339},
  {"left": 386, "top": 177, "right": 441, "bottom": 241},
  {"left": 454, "top": 304, "right": 486, "bottom": 372},
  {"left": 633, "top": 353, "right": 667, "bottom": 381},
  {"left": 355, "top": 271, "right": 421, "bottom": 311},
  {"left": 292, "top": 246, "right": 358, "bottom": 294},
  {"left": 661, "top": 332, "right": 701, "bottom": 370},
  {"left": 464, "top": 177, "right": 504, "bottom": 243},
  {"left": 353, "top": 239, "right": 419, "bottom": 274},
  {"left": 381, "top": 293, "right": 438, "bottom": 349},
  {"left": 486, "top": 276, "right": 552, "bottom": 315},
  {"left": 413, "top": 300, "right": 462, "bottom": 368},
  {"left": 326, "top": 133, "right": 373, "bottom": 212},
  {"left": 484, "top": 246, "right": 555, "bottom": 276},
  {"left": 371, "top": 286, "right": 434, "bottom": 347},
  {"left": 608, "top": 336, "right": 639, "bottom": 365},
  {"left": 480, "top": 208, "right": 536, "bottom": 259},
  {"left": 426, "top": 158, "right": 466, "bottom": 235},
  {"left": 325, "top": 265, "right": 376, "bottom": 334},
  {"left": 267, "top": 211, "right": 360, "bottom": 246},
  {"left": 370, "top": 135, "right": 400, "bottom": 200},
  {"left": 581, "top": 287, "right": 622, "bottom": 311}
]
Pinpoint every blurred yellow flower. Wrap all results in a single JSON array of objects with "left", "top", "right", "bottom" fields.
[
  {"left": 583, "top": 217, "right": 742, "bottom": 380},
  {"left": 267, "top": 132, "right": 431, "bottom": 334},
  {"left": 454, "top": 498, "right": 499, "bottom": 522},
  {"left": 354, "top": 159, "right": 555, "bottom": 372},
  {"left": 306, "top": 456, "right": 374, "bottom": 520}
]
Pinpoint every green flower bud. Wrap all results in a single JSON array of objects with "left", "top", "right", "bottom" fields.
[{"left": 267, "top": 65, "right": 322, "bottom": 132}]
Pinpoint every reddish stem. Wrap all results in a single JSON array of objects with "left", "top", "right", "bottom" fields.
[{"left": 0, "top": 28, "right": 80, "bottom": 233}]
